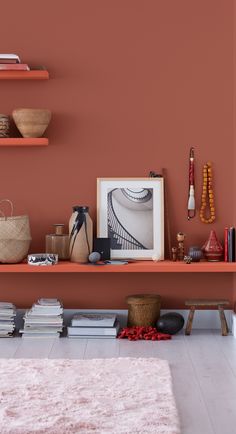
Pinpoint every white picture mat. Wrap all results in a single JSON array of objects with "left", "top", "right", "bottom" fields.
[{"left": 97, "top": 178, "right": 164, "bottom": 260}]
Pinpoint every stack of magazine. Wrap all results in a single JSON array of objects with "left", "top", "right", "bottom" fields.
[
  {"left": 20, "top": 298, "right": 63, "bottom": 338},
  {"left": 67, "top": 313, "right": 120, "bottom": 338},
  {"left": 0, "top": 302, "right": 16, "bottom": 337}
]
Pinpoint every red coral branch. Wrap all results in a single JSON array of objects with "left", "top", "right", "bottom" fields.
[{"left": 118, "top": 326, "right": 171, "bottom": 341}]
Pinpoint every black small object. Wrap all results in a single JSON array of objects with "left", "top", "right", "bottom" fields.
[
  {"left": 93, "top": 238, "right": 111, "bottom": 260},
  {"left": 157, "top": 313, "right": 185, "bottom": 335},
  {"left": 228, "top": 227, "right": 235, "bottom": 262},
  {"left": 149, "top": 171, "right": 163, "bottom": 178}
]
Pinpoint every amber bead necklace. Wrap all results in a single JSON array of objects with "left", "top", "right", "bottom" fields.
[{"left": 199, "top": 162, "right": 216, "bottom": 223}]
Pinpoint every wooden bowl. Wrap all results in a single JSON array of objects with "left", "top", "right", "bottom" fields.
[{"left": 12, "top": 108, "right": 51, "bottom": 138}]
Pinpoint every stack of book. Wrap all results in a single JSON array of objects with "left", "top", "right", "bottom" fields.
[
  {"left": 67, "top": 313, "right": 120, "bottom": 339},
  {"left": 225, "top": 227, "right": 235, "bottom": 262},
  {"left": 0, "top": 302, "right": 16, "bottom": 337},
  {"left": 0, "top": 53, "right": 30, "bottom": 71},
  {"left": 20, "top": 298, "right": 63, "bottom": 338}
]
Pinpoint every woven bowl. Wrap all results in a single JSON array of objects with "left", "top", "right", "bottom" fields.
[
  {"left": 0, "top": 114, "right": 10, "bottom": 138},
  {"left": 12, "top": 108, "right": 51, "bottom": 138}
]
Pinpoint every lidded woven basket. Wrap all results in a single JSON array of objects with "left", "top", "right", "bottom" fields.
[{"left": 126, "top": 294, "right": 161, "bottom": 327}]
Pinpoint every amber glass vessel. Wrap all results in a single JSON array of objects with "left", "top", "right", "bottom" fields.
[{"left": 46, "top": 224, "right": 69, "bottom": 260}]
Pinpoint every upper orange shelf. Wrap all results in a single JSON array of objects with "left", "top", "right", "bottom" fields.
[
  {"left": 0, "top": 70, "right": 49, "bottom": 80},
  {"left": 0, "top": 260, "right": 235, "bottom": 273},
  {"left": 0, "top": 138, "right": 48, "bottom": 147}
]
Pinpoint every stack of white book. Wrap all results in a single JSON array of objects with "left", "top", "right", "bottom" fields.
[
  {"left": 0, "top": 302, "right": 16, "bottom": 337},
  {"left": 20, "top": 298, "right": 63, "bottom": 338},
  {"left": 67, "top": 313, "right": 120, "bottom": 338}
]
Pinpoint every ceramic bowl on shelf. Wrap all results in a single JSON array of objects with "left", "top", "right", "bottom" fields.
[
  {"left": 0, "top": 114, "right": 10, "bottom": 138},
  {"left": 12, "top": 108, "right": 51, "bottom": 138}
]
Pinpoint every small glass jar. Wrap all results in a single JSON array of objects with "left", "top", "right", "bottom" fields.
[{"left": 46, "top": 224, "right": 69, "bottom": 260}]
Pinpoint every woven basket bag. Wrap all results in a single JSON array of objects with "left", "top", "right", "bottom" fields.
[{"left": 0, "top": 199, "right": 31, "bottom": 263}]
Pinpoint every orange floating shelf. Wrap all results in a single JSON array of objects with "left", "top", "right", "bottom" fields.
[
  {"left": 0, "top": 260, "right": 235, "bottom": 273},
  {"left": 0, "top": 138, "right": 48, "bottom": 147},
  {"left": 0, "top": 70, "right": 49, "bottom": 80}
]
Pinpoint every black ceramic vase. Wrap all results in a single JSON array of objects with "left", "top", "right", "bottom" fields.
[{"left": 157, "top": 312, "right": 185, "bottom": 335}]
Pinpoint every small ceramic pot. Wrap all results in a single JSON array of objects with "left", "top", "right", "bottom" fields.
[
  {"left": 12, "top": 108, "right": 51, "bottom": 138},
  {"left": 202, "top": 230, "right": 223, "bottom": 262},
  {"left": 188, "top": 246, "right": 203, "bottom": 262}
]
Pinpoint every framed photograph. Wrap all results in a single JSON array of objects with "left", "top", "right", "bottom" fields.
[{"left": 97, "top": 178, "right": 164, "bottom": 260}]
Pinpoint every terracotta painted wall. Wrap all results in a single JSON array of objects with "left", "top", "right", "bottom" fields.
[{"left": 0, "top": 0, "right": 234, "bottom": 308}]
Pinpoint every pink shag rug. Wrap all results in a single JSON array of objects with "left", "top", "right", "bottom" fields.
[{"left": 0, "top": 358, "right": 180, "bottom": 434}]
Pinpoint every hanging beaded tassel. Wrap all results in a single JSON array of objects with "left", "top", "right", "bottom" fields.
[{"left": 200, "top": 162, "right": 216, "bottom": 223}]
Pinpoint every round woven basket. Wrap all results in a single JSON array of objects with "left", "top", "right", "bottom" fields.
[
  {"left": 0, "top": 114, "right": 10, "bottom": 138},
  {"left": 0, "top": 200, "right": 31, "bottom": 263},
  {"left": 126, "top": 294, "right": 161, "bottom": 327}
]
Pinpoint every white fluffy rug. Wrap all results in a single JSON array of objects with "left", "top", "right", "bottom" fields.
[{"left": 0, "top": 358, "right": 180, "bottom": 434}]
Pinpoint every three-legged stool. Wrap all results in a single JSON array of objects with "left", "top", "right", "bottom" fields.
[{"left": 185, "top": 299, "right": 230, "bottom": 336}]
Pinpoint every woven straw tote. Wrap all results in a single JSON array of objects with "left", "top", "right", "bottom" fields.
[{"left": 0, "top": 199, "right": 31, "bottom": 263}]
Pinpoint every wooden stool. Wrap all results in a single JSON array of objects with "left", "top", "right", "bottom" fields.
[{"left": 185, "top": 299, "right": 230, "bottom": 336}]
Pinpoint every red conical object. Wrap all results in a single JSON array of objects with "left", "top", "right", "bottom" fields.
[{"left": 202, "top": 230, "right": 223, "bottom": 262}]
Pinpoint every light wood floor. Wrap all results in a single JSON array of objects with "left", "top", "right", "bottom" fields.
[{"left": 0, "top": 330, "right": 236, "bottom": 434}]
